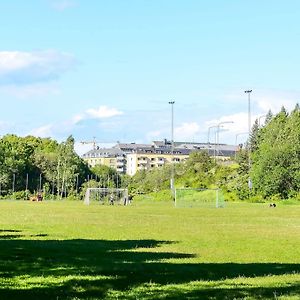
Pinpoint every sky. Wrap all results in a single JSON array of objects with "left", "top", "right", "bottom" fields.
[{"left": 1, "top": 0, "right": 300, "bottom": 154}]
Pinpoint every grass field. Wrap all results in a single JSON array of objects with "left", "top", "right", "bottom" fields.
[{"left": 0, "top": 200, "right": 299, "bottom": 299}]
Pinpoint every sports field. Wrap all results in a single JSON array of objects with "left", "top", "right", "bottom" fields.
[{"left": 0, "top": 200, "right": 299, "bottom": 299}]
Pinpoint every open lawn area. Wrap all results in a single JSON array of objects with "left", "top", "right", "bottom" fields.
[{"left": 0, "top": 200, "right": 299, "bottom": 299}]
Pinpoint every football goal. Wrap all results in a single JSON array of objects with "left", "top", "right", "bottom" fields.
[
  {"left": 175, "top": 188, "right": 225, "bottom": 208},
  {"left": 84, "top": 188, "right": 129, "bottom": 206}
]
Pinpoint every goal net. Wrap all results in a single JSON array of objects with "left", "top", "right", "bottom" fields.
[
  {"left": 175, "top": 188, "right": 225, "bottom": 208},
  {"left": 84, "top": 188, "right": 128, "bottom": 205}
]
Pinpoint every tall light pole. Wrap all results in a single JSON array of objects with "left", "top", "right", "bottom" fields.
[
  {"left": 168, "top": 101, "right": 175, "bottom": 198},
  {"left": 235, "top": 132, "right": 248, "bottom": 160},
  {"left": 207, "top": 125, "right": 218, "bottom": 155},
  {"left": 215, "top": 121, "right": 234, "bottom": 161},
  {"left": 245, "top": 89, "right": 252, "bottom": 190}
]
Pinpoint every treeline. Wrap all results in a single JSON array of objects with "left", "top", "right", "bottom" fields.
[
  {"left": 1, "top": 105, "right": 300, "bottom": 202},
  {"left": 0, "top": 135, "right": 124, "bottom": 200},
  {"left": 248, "top": 104, "right": 300, "bottom": 200},
  {"left": 130, "top": 104, "right": 300, "bottom": 202}
]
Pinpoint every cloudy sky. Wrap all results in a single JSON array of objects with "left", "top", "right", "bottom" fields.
[{"left": 1, "top": 1, "right": 300, "bottom": 154}]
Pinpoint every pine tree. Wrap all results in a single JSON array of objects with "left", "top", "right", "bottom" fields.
[{"left": 264, "top": 109, "right": 273, "bottom": 125}]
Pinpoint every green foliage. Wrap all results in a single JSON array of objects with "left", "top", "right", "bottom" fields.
[
  {"left": 11, "top": 191, "right": 28, "bottom": 200},
  {"left": 250, "top": 105, "right": 300, "bottom": 199},
  {"left": 91, "top": 164, "right": 127, "bottom": 188},
  {"left": 0, "top": 134, "right": 89, "bottom": 198}
]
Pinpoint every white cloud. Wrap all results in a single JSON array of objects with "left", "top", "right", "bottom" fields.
[
  {"left": 71, "top": 114, "right": 85, "bottom": 125},
  {"left": 255, "top": 90, "right": 299, "bottom": 113},
  {"left": 223, "top": 88, "right": 300, "bottom": 115},
  {"left": 23, "top": 105, "right": 123, "bottom": 140},
  {"left": 28, "top": 124, "right": 54, "bottom": 138},
  {"left": 146, "top": 130, "right": 163, "bottom": 141},
  {"left": 175, "top": 122, "right": 200, "bottom": 141},
  {"left": 0, "top": 50, "right": 76, "bottom": 85},
  {"left": 85, "top": 106, "right": 123, "bottom": 119},
  {"left": 206, "top": 113, "right": 247, "bottom": 134},
  {"left": 69, "top": 105, "right": 124, "bottom": 130}
]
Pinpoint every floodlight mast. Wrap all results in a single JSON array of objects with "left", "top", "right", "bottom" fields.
[
  {"left": 168, "top": 101, "right": 175, "bottom": 199},
  {"left": 244, "top": 89, "right": 252, "bottom": 190}
]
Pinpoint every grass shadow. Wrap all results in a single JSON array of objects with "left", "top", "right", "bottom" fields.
[{"left": 0, "top": 237, "right": 299, "bottom": 299}]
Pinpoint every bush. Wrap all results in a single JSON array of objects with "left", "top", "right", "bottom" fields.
[
  {"left": 11, "top": 191, "right": 28, "bottom": 200},
  {"left": 133, "top": 190, "right": 173, "bottom": 202},
  {"left": 267, "top": 193, "right": 282, "bottom": 203},
  {"left": 248, "top": 194, "right": 265, "bottom": 203}
]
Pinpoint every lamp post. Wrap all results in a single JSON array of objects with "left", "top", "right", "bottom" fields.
[
  {"left": 258, "top": 114, "right": 267, "bottom": 127},
  {"left": 207, "top": 125, "right": 218, "bottom": 155},
  {"left": 168, "top": 101, "right": 175, "bottom": 198},
  {"left": 215, "top": 121, "right": 234, "bottom": 161},
  {"left": 235, "top": 132, "right": 248, "bottom": 160},
  {"left": 245, "top": 89, "right": 252, "bottom": 190}
]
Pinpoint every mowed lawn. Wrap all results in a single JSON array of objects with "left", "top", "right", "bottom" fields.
[{"left": 0, "top": 200, "right": 299, "bottom": 299}]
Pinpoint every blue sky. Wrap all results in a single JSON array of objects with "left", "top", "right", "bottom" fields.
[{"left": 0, "top": 0, "right": 300, "bottom": 153}]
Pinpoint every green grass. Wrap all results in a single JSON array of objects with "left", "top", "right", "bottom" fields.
[{"left": 0, "top": 200, "right": 299, "bottom": 299}]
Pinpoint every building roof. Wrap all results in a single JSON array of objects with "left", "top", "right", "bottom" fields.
[
  {"left": 82, "top": 140, "right": 237, "bottom": 158},
  {"left": 82, "top": 147, "right": 125, "bottom": 158},
  {"left": 113, "top": 142, "right": 152, "bottom": 152}
]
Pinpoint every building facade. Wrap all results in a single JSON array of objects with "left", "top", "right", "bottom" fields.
[
  {"left": 82, "top": 148, "right": 126, "bottom": 173},
  {"left": 126, "top": 148, "right": 190, "bottom": 176},
  {"left": 81, "top": 140, "right": 237, "bottom": 175}
]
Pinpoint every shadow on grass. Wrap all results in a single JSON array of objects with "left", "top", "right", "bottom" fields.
[{"left": 0, "top": 235, "right": 299, "bottom": 299}]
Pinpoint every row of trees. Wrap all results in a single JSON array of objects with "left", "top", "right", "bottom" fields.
[
  {"left": 0, "top": 135, "right": 124, "bottom": 199},
  {"left": 248, "top": 105, "right": 300, "bottom": 199},
  {"left": 1, "top": 105, "right": 299, "bottom": 201},
  {"left": 129, "top": 104, "right": 300, "bottom": 202}
]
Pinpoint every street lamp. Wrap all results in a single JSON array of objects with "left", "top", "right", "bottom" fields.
[
  {"left": 215, "top": 121, "right": 234, "bottom": 161},
  {"left": 235, "top": 132, "right": 248, "bottom": 160},
  {"left": 207, "top": 125, "right": 218, "bottom": 155},
  {"left": 168, "top": 101, "right": 175, "bottom": 198},
  {"left": 245, "top": 89, "right": 252, "bottom": 190},
  {"left": 258, "top": 114, "right": 267, "bottom": 127}
]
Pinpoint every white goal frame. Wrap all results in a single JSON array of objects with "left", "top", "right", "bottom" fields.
[
  {"left": 174, "top": 188, "right": 224, "bottom": 208},
  {"left": 84, "top": 187, "right": 128, "bottom": 205}
]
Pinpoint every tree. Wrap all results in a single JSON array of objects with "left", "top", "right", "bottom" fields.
[{"left": 250, "top": 106, "right": 300, "bottom": 198}]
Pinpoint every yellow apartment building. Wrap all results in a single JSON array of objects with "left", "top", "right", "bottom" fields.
[
  {"left": 82, "top": 148, "right": 126, "bottom": 173},
  {"left": 126, "top": 148, "right": 190, "bottom": 176}
]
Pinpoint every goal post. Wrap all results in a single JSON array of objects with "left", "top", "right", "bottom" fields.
[
  {"left": 84, "top": 188, "right": 128, "bottom": 205},
  {"left": 175, "top": 188, "right": 225, "bottom": 208}
]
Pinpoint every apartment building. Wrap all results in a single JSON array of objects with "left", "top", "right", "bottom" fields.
[
  {"left": 82, "top": 148, "right": 126, "bottom": 173},
  {"left": 126, "top": 147, "right": 190, "bottom": 176},
  {"left": 81, "top": 140, "right": 237, "bottom": 175}
]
